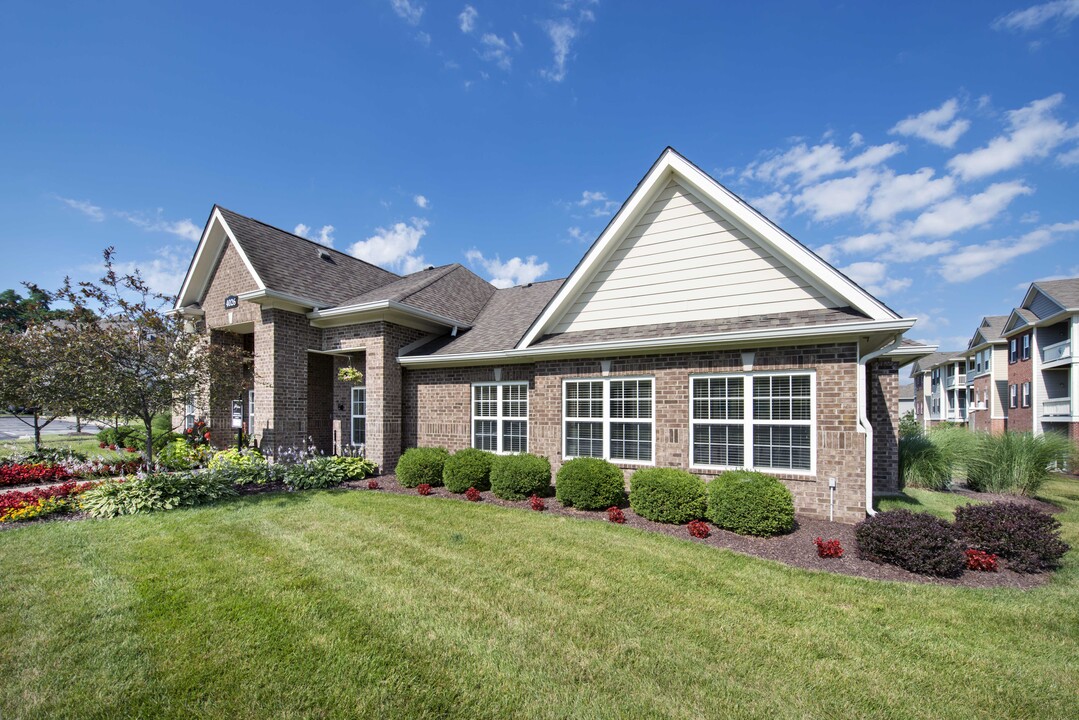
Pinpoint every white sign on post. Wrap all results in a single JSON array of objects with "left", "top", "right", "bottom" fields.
[{"left": 231, "top": 400, "right": 243, "bottom": 429}]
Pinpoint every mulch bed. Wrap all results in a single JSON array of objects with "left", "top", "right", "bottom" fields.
[{"left": 342, "top": 475, "right": 1055, "bottom": 590}]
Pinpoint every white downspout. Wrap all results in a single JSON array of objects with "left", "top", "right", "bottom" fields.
[{"left": 858, "top": 335, "right": 903, "bottom": 517}]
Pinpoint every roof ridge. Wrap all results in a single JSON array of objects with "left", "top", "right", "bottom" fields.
[
  {"left": 214, "top": 205, "right": 402, "bottom": 281},
  {"left": 394, "top": 264, "right": 461, "bottom": 303}
]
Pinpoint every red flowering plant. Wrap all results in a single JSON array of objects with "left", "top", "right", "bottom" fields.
[
  {"left": 0, "top": 481, "right": 98, "bottom": 523},
  {"left": 367, "top": 479, "right": 380, "bottom": 490},
  {"left": 607, "top": 506, "right": 625, "bottom": 524},
  {"left": 687, "top": 519, "right": 711, "bottom": 539},
  {"left": 465, "top": 486, "right": 482, "bottom": 502},
  {"left": 965, "top": 548, "right": 999, "bottom": 572},
  {"left": 814, "top": 537, "right": 844, "bottom": 559},
  {"left": 417, "top": 483, "right": 432, "bottom": 496},
  {"left": 0, "top": 463, "right": 73, "bottom": 488},
  {"left": 529, "top": 494, "right": 545, "bottom": 511},
  {"left": 185, "top": 419, "right": 211, "bottom": 448}
]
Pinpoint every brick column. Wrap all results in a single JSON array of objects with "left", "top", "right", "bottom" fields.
[
  {"left": 869, "top": 359, "right": 900, "bottom": 493},
  {"left": 254, "top": 307, "right": 321, "bottom": 456},
  {"left": 208, "top": 329, "right": 245, "bottom": 447}
]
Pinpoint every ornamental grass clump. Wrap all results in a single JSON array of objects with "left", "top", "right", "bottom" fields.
[
  {"left": 855, "top": 509, "right": 965, "bottom": 577},
  {"left": 442, "top": 448, "right": 494, "bottom": 493},
  {"left": 628, "top": 468, "right": 706, "bottom": 524},
  {"left": 555, "top": 457, "right": 625, "bottom": 510},
  {"left": 705, "top": 470, "right": 795, "bottom": 537},
  {"left": 965, "top": 431, "right": 1074, "bottom": 496},
  {"left": 900, "top": 425, "right": 979, "bottom": 490},
  {"left": 396, "top": 447, "right": 449, "bottom": 488},
  {"left": 490, "top": 453, "right": 551, "bottom": 500},
  {"left": 954, "top": 502, "right": 1069, "bottom": 573}
]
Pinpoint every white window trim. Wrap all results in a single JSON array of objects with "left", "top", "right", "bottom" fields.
[
  {"left": 184, "top": 396, "right": 195, "bottom": 431},
  {"left": 1022, "top": 334, "right": 1031, "bottom": 361},
  {"left": 247, "top": 389, "right": 255, "bottom": 430},
  {"left": 1009, "top": 384, "right": 1018, "bottom": 409},
  {"left": 689, "top": 370, "right": 817, "bottom": 477},
  {"left": 351, "top": 386, "right": 366, "bottom": 447},
  {"left": 471, "top": 381, "right": 529, "bottom": 454},
  {"left": 1010, "top": 338, "right": 1018, "bottom": 363},
  {"left": 562, "top": 376, "right": 656, "bottom": 466},
  {"left": 1021, "top": 382, "right": 1031, "bottom": 409}
]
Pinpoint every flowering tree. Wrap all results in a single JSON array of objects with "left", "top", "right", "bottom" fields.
[{"left": 40, "top": 248, "right": 252, "bottom": 463}]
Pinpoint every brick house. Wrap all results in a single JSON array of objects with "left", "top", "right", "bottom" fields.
[
  {"left": 908, "top": 351, "right": 966, "bottom": 430},
  {"left": 1002, "top": 279, "right": 1079, "bottom": 442},
  {"left": 964, "top": 316, "right": 1009, "bottom": 435},
  {"left": 173, "top": 148, "right": 929, "bottom": 522}
]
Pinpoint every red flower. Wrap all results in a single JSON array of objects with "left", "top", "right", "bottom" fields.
[
  {"left": 108, "top": 444, "right": 117, "bottom": 451},
  {"left": 185, "top": 428, "right": 192, "bottom": 434},
  {"left": 814, "top": 537, "right": 844, "bottom": 558},
  {"left": 465, "top": 487, "right": 482, "bottom": 502},
  {"left": 607, "top": 506, "right": 625, "bottom": 524},
  {"left": 417, "top": 483, "right": 432, "bottom": 496},
  {"left": 529, "top": 494, "right": 545, "bottom": 511},
  {"left": 367, "top": 479, "right": 380, "bottom": 490},
  {"left": 965, "top": 548, "right": 999, "bottom": 572},
  {"left": 203, "top": 431, "right": 211, "bottom": 441},
  {"left": 98, "top": 442, "right": 107, "bottom": 448},
  {"left": 687, "top": 519, "right": 711, "bottom": 539}
]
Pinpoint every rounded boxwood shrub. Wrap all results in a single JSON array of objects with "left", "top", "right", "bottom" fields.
[
  {"left": 395, "top": 447, "right": 449, "bottom": 488},
  {"left": 443, "top": 448, "right": 494, "bottom": 493},
  {"left": 954, "top": 501, "right": 1069, "bottom": 573},
  {"left": 629, "top": 468, "right": 706, "bottom": 524},
  {"left": 855, "top": 509, "right": 965, "bottom": 577},
  {"left": 555, "top": 457, "right": 625, "bottom": 510},
  {"left": 490, "top": 453, "right": 551, "bottom": 500},
  {"left": 706, "top": 470, "right": 795, "bottom": 536}
]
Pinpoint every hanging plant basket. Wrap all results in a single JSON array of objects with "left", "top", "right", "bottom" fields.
[{"left": 338, "top": 366, "right": 364, "bottom": 384}]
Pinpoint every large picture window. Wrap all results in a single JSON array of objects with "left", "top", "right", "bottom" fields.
[
  {"left": 472, "top": 382, "right": 528, "bottom": 453},
  {"left": 563, "top": 377, "right": 653, "bottom": 463},
  {"left": 351, "top": 387, "right": 366, "bottom": 446},
  {"left": 691, "top": 372, "right": 815, "bottom": 473}
]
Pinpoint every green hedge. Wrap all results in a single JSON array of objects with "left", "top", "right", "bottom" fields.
[
  {"left": 490, "top": 453, "right": 551, "bottom": 500},
  {"left": 443, "top": 448, "right": 494, "bottom": 493},
  {"left": 555, "top": 457, "right": 625, "bottom": 510},
  {"left": 705, "top": 470, "right": 795, "bottom": 536},
  {"left": 628, "top": 468, "right": 706, "bottom": 524},
  {"left": 396, "top": 447, "right": 449, "bottom": 488}
]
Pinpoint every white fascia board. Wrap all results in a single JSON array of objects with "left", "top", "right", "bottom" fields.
[
  {"left": 403, "top": 318, "right": 915, "bottom": 368},
  {"left": 215, "top": 209, "right": 266, "bottom": 293},
  {"left": 885, "top": 344, "right": 938, "bottom": 361},
  {"left": 307, "top": 300, "right": 470, "bottom": 331},
  {"left": 174, "top": 208, "right": 266, "bottom": 310},
  {"left": 516, "top": 149, "right": 897, "bottom": 349}
]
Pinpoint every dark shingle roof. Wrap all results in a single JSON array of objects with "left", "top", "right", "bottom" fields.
[
  {"left": 529, "top": 307, "right": 871, "bottom": 348},
  {"left": 1034, "top": 278, "right": 1079, "bottom": 310},
  {"left": 340, "top": 264, "right": 496, "bottom": 325},
  {"left": 218, "top": 207, "right": 399, "bottom": 307},
  {"left": 909, "top": 351, "right": 964, "bottom": 374},
  {"left": 899, "top": 384, "right": 916, "bottom": 400},
  {"left": 406, "top": 279, "right": 566, "bottom": 356},
  {"left": 968, "top": 315, "right": 1008, "bottom": 348}
]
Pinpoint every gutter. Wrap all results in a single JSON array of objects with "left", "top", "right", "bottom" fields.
[
  {"left": 237, "top": 288, "right": 326, "bottom": 310},
  {"left": 857, "top": 334, "right": 903, "bottom": 517}
]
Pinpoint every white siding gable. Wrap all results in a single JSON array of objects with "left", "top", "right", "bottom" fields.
[{"left": 551, "top": 179, "right": 836, "bottom": 334}]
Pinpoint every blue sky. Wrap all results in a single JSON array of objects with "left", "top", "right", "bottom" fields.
[{"left": 3, "top": 0, "right": 1079, "bottom": 357}]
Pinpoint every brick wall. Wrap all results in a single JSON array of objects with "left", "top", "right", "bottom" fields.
[
  {"left": 969, "top": 374, "right": 991, "bottom": 433},
  {"left": 404, "top": 342, "right": 871, "bottom": 523},
  {"left": 1007, "top": 332, "right": 1033, "bottom": 432},
  {"left": 202, "top": 242, "right": 260, "bottom": 329},
  {"left": 869, "top": 359, "right": 899, "bottom": 493},
  {"left": 208, "top": 329, "right": 246, "bottom": 447}
]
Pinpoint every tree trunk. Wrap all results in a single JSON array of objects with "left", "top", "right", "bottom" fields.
[
  {"left": 144, "top": 416, "right": 155, "bottom": 466},
  {"left": 33, "top": 411, "right": 41, "bottom": 451},
  {"left": 75, "top": 416, "right": 82, "bottom": 433}
]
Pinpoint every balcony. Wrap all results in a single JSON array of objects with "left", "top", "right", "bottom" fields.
[
  {"left": 1043, "top": 399, "right": 1072, "bottom": 417},
  {"left": 1041, "top": 339, "right": 1072, "bottom": 365},
  {"left": 944, "top": 375, "right": 960, "bottom": 389}
]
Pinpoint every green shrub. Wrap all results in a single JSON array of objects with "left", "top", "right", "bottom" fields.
[
  {"left": 898, "top": 411, "right": 921, "bottom": 439},
  {"left": 333, "top": 455, "right": 378, "bottom": 481},
  {"left": 855, "top": 509, "right": 965, "bottom": 577},
  {"left": 396, "top": 447, "right": 449, "bottom": 488},
  {"left": 490, "top": 453, "right": 551, "bottom": 500},
  {"left": 555, "top": 457, "right": 625, "bottom": 510},
  {"left": 954, "top": 502, "right": 1070, "bottom": 573},
  {"left": 706, "top": 470, "right": 795, "bottom": 536},
  {"left": 629, "top": 468, "right": 706, "bottom": 524},
  {"left": 281, "top": 455, "right": 369, "bottom": 490},
  {"left": 157, "top": 438, "right": 212, "bottom": 471},
  {"left": 97, "top": 420, "right": 178, "bottom": 453},
  {"left": 966, "top": 431, "right": 1074, "bottom": 496},
  {"left": 443, "top": 448, "right": 494, "bottom": 493},
  {"left": 81, "top": 471, "right": 236, "bottom": 518},
  {"left": 12, "top": 447, "right": 88, "bottom": 465},
  {"left": 208, "top": 448, "right": 270, "bottom": 485}
]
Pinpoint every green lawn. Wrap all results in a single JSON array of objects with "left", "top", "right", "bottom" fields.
[
  {"left": 874, "top": 487, "right": 985, "bottom": 519},
  {"left": 1, "top": 433, "right": 130, "bottom": 462},
  {"left": 1, "top": 479, "right": 1078, "bottom": 719}
]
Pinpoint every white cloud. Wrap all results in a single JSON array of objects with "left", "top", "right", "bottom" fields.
[
  {"left": 574, "top": 190, "right": 619, "bottom": 217},
  {"left": 938, "top": 221, "right": 1079, "bottom": 282},
  {"left": 348, "top": 217, "right": 429, "bottom": 273},
  {"left": 839, "top": 261, "right": 912, "bottom": 296},
  {"left": 539, "top": 1, "right": 597, "bottom": 82},
  {"left": 908, "top": 181, "right": 1032, "bottom": 237},
  {"left": 112, "top": 245, "right": 189, "bottom": 298},
  {"left": 849, "top": 132, "right": 864, "bottom": 147},
  {"left": 865, "top": 168, "right": 956, "bottom": 222},
  {"left": 750, "top": 191, "right": 791, "bottom": 220},
  {"left": 458, "top": 5, "right": 477, "bottom": 33},
  {"left": 413, "top": 194, "right": 429, "bottom": 209},
  {"left": 947, "top": 94, "right": 1078, "bottom": 180},
  {"left": 890, "top": 98, "right": 971, "bottom": 148},
  {"left": 58, "top": 196, "right": 105, "bottom": 222},
  {"left": 993, "top": 0, "right": 1079, "bottom": 32},
  {"left": 743, "top": 141, "right": 904, "bottom": 187},
  {"left": 479, "top": 33, "right": 513, "bottom": 70},
  {"left": 466, "top": 249, "right": 548, "bottom": 288},
  {"left": 119, "top": 210, "right": 202, "bottom": 242},
  {"left": 567, "top": 226, "right": 587, "bottom": 242},
  {"left": 794, "top": 170, "right": 879, "bottom": 221},
  {"left": 415, "top": 31, "right": 431, "bottom": 46},
  {"left": 293, "top": 223, "right": 335, "bottom": 247},
  {"left": 390, "top": 0, "right": 424, "bottom": 25}
]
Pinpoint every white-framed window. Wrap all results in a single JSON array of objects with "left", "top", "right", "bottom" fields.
[
  {"left": 563, "top": 377, "right": 653, "bottom": 464},
  {"left": 1010, "top": 338, "right": 1018, "bottom": 363},
  {"left": 472, "top": 382, "right": 528, "bottom": 453},
  {"left": 247, "top": 389, "right": 255, "bottom": 430},
  {"left": 351, "top": 387, "right": 366, "bottom": 446},
  {"left": 691, "top": 372, "right": 815, "bottom": 474},
  {"left": 1022, "top": 334, "right": 1030, "bottom": 361},
  {"left": 1021, "top": 382, "right": 1031, "bottom": 408},
  {"left": 184, "top": 396, "right": 195, "bottom": 430},
  {"left": 1009, "top": 384, "right": 1018, "bottom": 409},
  {"left": 984, "top": 351, "right": 991, "bottom": 372}
]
